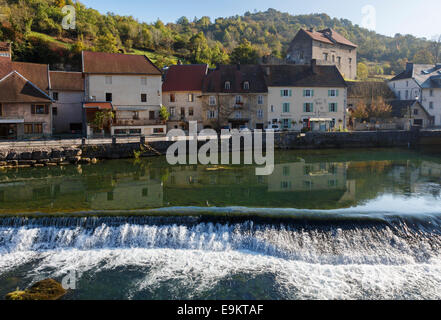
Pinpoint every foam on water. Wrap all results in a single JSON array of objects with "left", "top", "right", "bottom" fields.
[{"left": 1, "top": 212, "right": 441, "bottom": 299}]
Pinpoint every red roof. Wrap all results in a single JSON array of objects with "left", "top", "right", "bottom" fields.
[
  {"left": 84, "top": 102, "right": 113, "bottom": 110},
  {"left": 0, "top": 60, "right": 49, "bottom": 92},
  {"left": 303, "top": 28, "right": 357, "bottom": 48},
  {"left": 162, "top": 64, "right": 208, "bottom": 92},
  {"left": 82, "top": 51, "right": 162, "bottom": 75}
]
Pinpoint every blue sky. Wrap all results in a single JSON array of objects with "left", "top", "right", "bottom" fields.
[{"left": 81, "top": 0, "right": 441, "bottom": 39}]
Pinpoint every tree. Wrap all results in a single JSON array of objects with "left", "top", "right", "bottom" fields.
[
  {"left": 159, "top": 105, "right": 170, "bottom": 122},
  {"left": 430, "top": 35, "right": 441, "bottom": 64},
  {"left": 351, "top": 100, "right": 369, "bottom": 120},
  {"left": 95, "top": 33, "right": 119, "bottom": 53},
  {"left": 357, "top": 62, "right": 369, "bottom": 80},
  {"left": 92, "top": 111, "right": 114, "bottom": 131},
  {"left": 230, "top": 40, "right": 259, "bottom": 65},
  {"left": 413, "top": 49, "right": 434, "bottom": 64},
  {"left": 189, "top": 32, "right": 211, "bottom": 65},
  {"left": 369, "top": 97, "right": 392, "bottom": 119}
]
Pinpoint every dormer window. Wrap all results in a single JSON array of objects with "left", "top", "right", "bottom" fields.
[
  {"left": 224, "top": 81, "right": 231, "bottom": 90},
  {"left": 243, "top": 81, "right": 250, "bottom": 90}
]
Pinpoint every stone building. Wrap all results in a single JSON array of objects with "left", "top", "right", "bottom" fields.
[
  {"left": 0, "top": 59, "right": 52, "bottom": 140},
  {"left": 388, "top": 63, "right": 441, "bottom": 126},
  {"left": 162, "top": 64, "right": 208, "bottom": 132},
  {"left": 286, "top": 28, "right": 357, "bottom": 80},
  {"left": 265, "top": 61, "right": 348, "bottom": 132},
  {"left": 82, "top": 51, "right": 166, "bottom": 137},
  {"left": 49, "top": 71, "right": 85, "bottom": 135},
  {"left": 201, "top": 64, "right": 268, "bottom": 130}
]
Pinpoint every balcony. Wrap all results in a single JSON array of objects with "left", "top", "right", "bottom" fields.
[{"left": 0, "top": 117, "right": 25, "bottom": 124}]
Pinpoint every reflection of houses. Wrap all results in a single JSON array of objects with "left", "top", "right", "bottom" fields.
[
  {"left": 82, "top": 51, "right": 166, "bottom": 137},
  {"left": 0, "top": 58, "right": 53, "bottom": 140},
  {"left": 268, "top": 162, "right": 347, "bottom": 192},
  {"left": 162, "top": 64, "right": 208, "bottom": 132},
  {"left": 49, "top": 71, "right": 85, "bottom": 135},
  {"left": 201, "top": 65, "right": 268, "bottom": 130}
]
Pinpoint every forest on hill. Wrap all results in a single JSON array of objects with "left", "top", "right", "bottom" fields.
[{"left": 0, "top": 0, "right": 440, "bottom": 77}]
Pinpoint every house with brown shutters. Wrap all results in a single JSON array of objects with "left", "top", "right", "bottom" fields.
[
  {"left": 0, "top": 58, "right": 52, "bottom": 140},
  {"left": 162, "top": 64, "right": 208, "bottom": 132},
  {"left": 286, "top": 28, "right": 357, "bottom": 80},
  {"left": 82, "top": 51, "right": 166, "bottom": 137},
  {"left": 49, "top": 71, "right": 85, "bottom": 135},
  {"left": 201, "top": 64, "right": 268, "bottom": 130}
]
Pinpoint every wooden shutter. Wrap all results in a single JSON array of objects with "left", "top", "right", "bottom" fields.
[
  {"left": 311, "top": 103, "right": 314, "bottom": 112},
  {"left": 303, "top": 103, "right": 306, "bottom": 112},
  {"left": 289, "top": 90, "right": 292, "bottom": 97},
  {"left": 31, "top": 105, "right": 36, "bottom": 114},
  {"left": 311, "top": 90, "right": 314, "bottom": 97},
  {"left": 336, "top": 90, "right": 339, "bottom": 97}
]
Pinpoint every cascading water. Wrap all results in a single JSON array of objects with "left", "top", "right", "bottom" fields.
[{"left": 2, "top": 213, "right": 441, "bottom": 300}]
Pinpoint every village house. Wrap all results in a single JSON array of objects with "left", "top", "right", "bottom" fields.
[
  {"left": 0, "top": 54, "right": 53, "bottom": 140},
  {"left": 49, "top": 71, "right": 84, "bottom": 135},
  {"left": 388, "top": 63, "right": 441, "bottom": 126},
  {"left": 286, "top": 28, "right": 357, "bottom": 80},
  {"left": 265, "top": 60, "right": 347, "bottom": 131},
  {"left": 82, "top": 51, "right": 166, "bottom": 137},
  {"left": 201, "top": 64, "right": 268, "bottom": 130},
  {"left": 0, "top": 41, "right": 12, "bottom": 59},
  {"left": 162, "top": 64, "right": 208, "bottom": 132}
]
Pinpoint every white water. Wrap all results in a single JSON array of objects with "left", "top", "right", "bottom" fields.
[{"left": 2, "top": 215, "right": 441, "bottom": 299}]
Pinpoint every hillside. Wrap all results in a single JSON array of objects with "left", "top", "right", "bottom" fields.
[{"left": 0, "top": 0, "right": 439, "bottom": 76}]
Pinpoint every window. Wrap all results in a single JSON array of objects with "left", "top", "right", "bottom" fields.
[
  {"left": 405, "top": 90, "right": 409, "bottom": 99},
  {"left": 271, "top": 105, "right": 275, "bottom": 113},
  {"left": 243, "top": 81, "right": 250, "bottom": 90},
  {"left": 282, "top": 103, "right": 290, "bottom": 113},
  {"left": 235, "top": 95, "right": 243, "bottom": 104},
  {"left": 413, "top": 109, "right": 419, "bottom": 116},
  {"left": 329, "top": 103, "right": 338, "bottom": 112},
  {"left": 180, "top": 108, "right": 185, "bottom": 117},
  {"left": 349, "top": 58, "right": 352, "bottom": 64},
  {"left": 337, "top": 57, "right": 341, "bottom": 65},
  {"left": 406, "top": 81, "right": 409, "bottom": 87},
  {"left": 107, "top": 192, "right": 114, "bottom": 201},
  {"left": 258, "top": 95, "right": 264, "bottom": 105},
  {"left": 283, "top": 166, "right": 290, "bottom": 176},
  {"left": 24, "top": 124, "right": 33, "bottom": 134},
  {"left": 208, "top": 110, "right": 216, "bottom": 119},
  {"left": 414, "top": 119, "right": 423, "bottom": 126},
  {"left": 106, "top": 93, "right": 112, "bottom": 102},
  {"left": 328, "top": 89, "right": 339, "bottom": 97},
  {"left": 224, "top": 81, "right": 231, "bottom": 90},
  {"left": 281, "top": 89, "right": 292, "bottom": 97},
  {"left": 52, "top": 107, "right": 58, "bottom": 116},
  {"left": 303, "top": 103, "right": 314, "bottom": 113},
  {"left": 430, "top": 102, "right": 434, "bottom": 109},
  {"left": 31, "top": 105, "right": 48, "bottom": 114},
  {"left": 53, "top": 92, "right": 59, "bottom": 101},
  {"left": 189, "top": 107, "right": 194, "bottom": 116},
  {"left": 235, "top": 111, "right": 242, "bottom": 119},
  {"left": 209, "top": 96, "right": 216, "bottom": 106},
  {"left": 332, "top": 55, "right": 335, "bottom": 63},
  {"left": 141, "top": 77, "right": 147, "bottom": 86},
  {"left": 398, "top": 91, "right": 401, "bottom": 99},
  {"left": 257, "top": 109, "right": 264, "bottom": 119},
  {"left": 324, "top": 53, "right": 328, "bottom": 61},
  {"left": 303, "top": 89, "right": 313, "bottom": 97},
  {"left": 141, "top": 94, "right": 147, "bottom": 102},
  {"left": 133, "top": 111, "right": 140, "bottom": 120},
  {"left": 149, "top": 111, "right": 155, "bottom": 120},
  {"left": 153, "top": 128, "right": 164, "bottom": 134},
  {"left": 105, "top": 76, "right": 112, "bottom": 85},
  {"left": 33, "top": 124, "right": 43, "bottom": 134},
  {"left": 142, "top": 188, "right": 148, "bottom": 197},
  {"left": 170, "top": 94, "right": 176, "bottom": 102},
  {"left": 282, "top": 119, "right": 290, "bottom": 129},
  {"left": 170, "top": 107, "right": 175, "bottom": 116},
  {"left": 188, "top": 94, "right": 194, "bottom": 102},
  {"left": 430, "top": 89, "right": 434, "bottom": 97}
]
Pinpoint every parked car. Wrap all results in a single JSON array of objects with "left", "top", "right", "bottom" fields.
[{"left": 266, "top": 124, "right": 281, "bottom": 132}]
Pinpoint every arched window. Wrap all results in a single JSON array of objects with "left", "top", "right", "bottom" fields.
[
  {"left": 224, "top": 81, "right": 231, "bottom": 90},
  {"left": 243, "top": 81, "right": 250, "bottom": 90}
]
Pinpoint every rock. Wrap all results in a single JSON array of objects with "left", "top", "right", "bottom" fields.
[
  {"left": 6, "top": 152, "right": 18, "bottom": 160},
  {"left": 91, "top": 158, "right": 98, "bottom": 164},
  {"left": 46, "top": 163, "right": 58, "bottom": 167},
  {"left": 32, "top": 150, "right": 50, "bottom": 160},
  {"left": 33, "top": 164, "right": 45, "bottom": 168},
  {"left": 19, "top": 152, "right": 33, "bottom": 160},
  {"left": 79, "top": 158, "right": 91, "bottom": 164},
  {"left": 7, "top": 160, "right": 18, "bottom": 166},
  {"left": 0, "top": 161, "right": 6, "bottom": 166},
  {"left": 5, "top": 279, "right": 66, "bottom": 301},
  {"left": 37, "top": 159, "right": 50, "bottom": 164},
  {"left": 19, "top": 160, "right": 37, "bottom": 166}
]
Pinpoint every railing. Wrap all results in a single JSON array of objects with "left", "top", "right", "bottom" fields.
[{"left": 113, "top": 119, "right": 163, "bottom": 126}]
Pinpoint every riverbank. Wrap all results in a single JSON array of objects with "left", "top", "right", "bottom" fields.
[{"left": 0, "top": 130, "right": 440, "bottom": 168}]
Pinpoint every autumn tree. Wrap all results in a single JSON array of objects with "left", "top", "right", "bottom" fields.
[
  {"left": 369, "top": 97, "right": 392, "bottom": 119},
  {"left": 230, "top": 40, "right": 259, "bottom": 65},
  {"left": 351, "top": 101, "right": 369, "bottom": 120},
  {"left": 95, "top": 33, "right": 119, "bottom": 53},
  {"left": 357, "top": 62, "right": 369, "bottom": 80}
]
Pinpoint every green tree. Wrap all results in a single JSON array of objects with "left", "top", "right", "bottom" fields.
[
  {"left": 95, "top": 33, "right": 119, "bottom": 53},
  {"left": 413, "top": 49, "right": 434, "bottom": 64},
  {"left": 159, "top": 105, "right": 170, "bottom": 122},
  {"left": 230, "top": 40, "right": 259, "bottom": 64},
  {"left": 189, "top": 32, "right": 211, "bottom": 64},
  {"left": 357, "top": 62, "right": 369, "bottom": 80}
]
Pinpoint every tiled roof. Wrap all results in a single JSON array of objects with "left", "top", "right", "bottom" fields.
[
  {"left": 0, "top": 71, "right": 52, "bottom": 103},
  {"left": 0, "top": 60, "right": 49, "bottom": 92},
  {"left": 163, "top": 64, "right": 208, "bottom": 92},
  {"left": 50, "top": 71, "right": 84, "bottom": 91},
  {"left": 202, "top": 65, "right": 267, "bottom": 93},
  {"left": 390, "top": 63, "right": 441, "bottom": 88},
  {"left": 83, "top": 102, "right": 113, "bottom": 110},
  {"left": 264, "top": 64, "right": 347, "bottom": 88},
  {"left": 82, "top": 51, "right": 161, "bottom": 75},
  {"left": 303, "top": 28, "right": 357, "bottom": 48},
  {"left": 388, "top": 100, "right": 431, "bottom": 118}
]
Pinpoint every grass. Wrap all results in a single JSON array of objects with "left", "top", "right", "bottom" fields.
[{"left": 27, "top": 31, "right": 70, "bottom": 48}]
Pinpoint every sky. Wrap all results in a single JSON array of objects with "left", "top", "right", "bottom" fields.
[{"left": 80, "top": 0, "right": 441, "bottom": 40}]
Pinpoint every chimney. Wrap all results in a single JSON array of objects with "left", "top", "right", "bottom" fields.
[
  {"left": 406, "top": 62, "right": 414, "bottom": 73},
  {"left": 265, "top": 66, "right": 271, "bottom": 77},
  {"left": 311, "top": 59, "right": 317, "bottom": 74}
]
